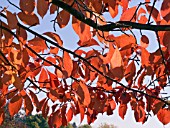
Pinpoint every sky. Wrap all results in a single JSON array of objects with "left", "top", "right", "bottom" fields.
[{"left": 1, "top": 0, "right": 170, "bottom": 128}]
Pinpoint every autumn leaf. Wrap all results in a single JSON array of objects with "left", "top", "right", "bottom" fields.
[
  {"left": 125, "top": 61, "right": 136, "bottom": 85},
  {"left": 57, "top": 10, "right": 70, "bottom": 28},
  {"left": 0, "top": 109, "right": 4, "bottom": 125},
  {"left": 63, "top": 51, "right": 73, "bottom": 77},
  {"left": 157, "top": 108, "right": 170, "bottom": 125},
  {"left": 37, "top": 0, "right": 49, "bottom": 18},
  {"left": 13, "top": 73, "right": 24, "bottom": 90},
  {"left": 18, "top": 12, "right": 39, "bottom": 26},
  {"left": 119, "top": 104, "right": 127, "bottom": 119},
  {"left": 39, "top": 68, "right": 48, "bottom": 87},
  {"left": 66, "top": 107, "right": 73, "bottom": 122},
  {"left": 20, "top": 0, "right": 35, "bottom": 14},
  {"left": 8, "top": 94, "right": 23, "bottom": 117},
  {"left": 140, "top": 35, "right": 149, "bottom": 48},
  {"left": 78, "top": 38, "right": 99, "bottom": 47},
  {"left": 77, "top": 82, "right": 91, "bottom": 106},
  {"left": 120, "top": 6, "right": 137, "bottom": 22},
  {"left": 161, "top": 0, "right": 170, "bottom": 22},
  {"left": 146, "top": 5, "right": 161, "bottom": 22},
  {"left": 72, "top": 16, "right": 91, "bottom": 43},
  {"left": 23, "top": 94, "right": 33, "bottom": 115},
  {"left": 6, "top": 10, "right": 18, "bottom": 29}
]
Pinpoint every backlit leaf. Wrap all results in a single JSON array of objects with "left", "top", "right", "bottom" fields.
[
  {"left": 161, "top": 0, "right": 170, "bottom": 22},
  {"left": 6, "top": 10, "right": 18, "bottom": 29},
  {"left": 39, "top": 68, "right": 48, "bottom": 87},
  {"left": 23, "top": 94, "right": 33, "bottom": 115},
  {"left": 140, "top": 35, "right": 149, "bottom": 48},
  {"left": 0, "top": 109, "right": 4, "bottom": 125},
  {"left": 146, "top": 5, "right": 161, "bottom": 22},
  {"left": 66, "top": 108, "right": 73, "bottom": 122},
  {"left": 63, "top": 51, "right": 73, "bottom": 77},
  {"left": 18, "top": 12, "right": 39, "bottom": 26},
  {"left": 157, "top": 108, "right": 170, "bottom": 125},
  {"left": 120, "top": 6, "right": 137, "bottom": 21},
  {"left": 119, "top": 104, "right": 127, "bottom": 119},
  {"left": 37, "top": 0, "right": 49, "bottom": 18},
  {"left": 77, "top": 82, "right": 91, "bottom": 106},
  {"left": 20, "top": 0, "right": 35, "bottom": 14},
  {"left": 44, "top": 32, "right": 63, "bottom": 46},
  {"left": 57, "top": 10, "right": 70, "bottom": 28},
  {"left": 78, "top": 38, "right": 99, "bottom": 47},
  {"left": 8, "top": 94, "right": 22, "bottom": 117}
]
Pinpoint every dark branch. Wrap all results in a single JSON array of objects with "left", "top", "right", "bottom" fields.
[{"left": 51, "top": 0, "right": 170, "bottom": 31}]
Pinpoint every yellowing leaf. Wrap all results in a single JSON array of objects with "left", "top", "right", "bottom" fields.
[
  {"left": 120, "top": 6, "right": 137, "bottom": 21},
  {"left": 157, "top": 109, "right": 170, "bottom": 125},
  {"left": 37, "top": 0, "right": 49, "bottom": 18},
  {"left": 8, "top": 94, "right": 22, "bottom": 117},
  {"left": 18, "top": 12, "right": 39, "bottom": 26},
  {"left": 63, "top": 51, "right": 73, "bottom": 77},
  {"left": 140, "top": 35, "right": 149, "bottom": 48},
  {"left": 72, "top": 16, "right": 91, "bottom": 43},
  {"left": 57, "top": 10, "right": 70, "bottom": 28},
  {"left": 77, "top": 82, "right": 91, "bottom": 106},
  {"left": 20, "top": 0, "right": 35, "bottom": 14},
  {"left": 6, "top": 10, "right": 18, "bottom": 29}
]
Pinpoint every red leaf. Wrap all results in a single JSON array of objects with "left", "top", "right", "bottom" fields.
[
  {"left": 120, "top": 6, "right": 137, "bottom": 21},
  {"left": 23, "top": 94, "right": 33, "bottom": 115},
  {"left": 57, "top": 10, "right": 70, "bottom": 28},
  {"left": 19, "top": 0, "right": 35, "bottom": 14},
  {"left": 66, "top": 107, "right": 73, "bottom": 122},
  {"left": 43, "top": 56, "right": 56, "bottom": 66},
  {"left": 108, "top": 1, "right": 118, "bottom": 18},
  {"left": 0, "top": 109, "right": 4, "bottom": 125},
  {"left": 146, "top": 5, "right": 161, "bottom": 22},
  {"left": 6, "top": 10, "right": 18, "bottom": 29},
  {"left": 77, "top": 82, "right": 91, "bottom": 106},
  {"left": 161, "top": 0, "right": 170, "bottom": 22},
  {"left": 42, "top": 99, "right": 49, "bottom": 118},
  {"left": 110, "top": 47, "right": 124, "bottom": 79},
  {"left": 29, "top": 90, "right": 39, "bottom": 108},
  {"left": 157, "top": 108, "right": 170, "bottom": 125},
  {"left": 134, "top": 106, "right": 146, "bottom": 123},
  {"left": 125, "top": 61, "right": 136, "bottom": 84},
  {"left": 18, "top": 12, "right": 39, "bottom": 26},
  {"left": 37, "top": 0, "right": 49, "bottom": 18},
  {"left": 140, "top": 35, "right": 149, "bottom": 48},
  {"left": 44, "top": 32, "right": 63, "bottom": 46},
  {"left": 13, "top": 73, "right": 24, "bottom": 90},
  {"left": 141, "top": 47, "right": 150, "bottom": 67},
  {"left": 63, "top": 51, "right": 73, "bottom": 77},
  {"left": 50, "top": 4, "right": 58, "bottom": 14},
  {"left": 118, "top": 104, "right": 127, "bottom": 119},
  {"left": 39, "top": 68, "right": 48, "bottom": 87},
  {"left": 8, "top": 94, "right": 22, "bottom": 117},
  {"left": 78, "top": 39, "right": 99, "bottom": 47},
  {"left": 72, "top": 16, "right": 91, "bottom": 43}
]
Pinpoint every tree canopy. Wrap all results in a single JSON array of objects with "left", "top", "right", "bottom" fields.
[{"left": 1, "top": 0, "right": 170, "bottom": 127}]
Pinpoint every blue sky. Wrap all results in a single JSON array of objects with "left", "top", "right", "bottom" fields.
[{"left": 1, "top": 0, "right": 170, "bottom": 128}]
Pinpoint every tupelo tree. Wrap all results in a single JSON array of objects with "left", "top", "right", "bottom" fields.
[{"left": 1, "top": 0, "right": 170, "bottom": 127}]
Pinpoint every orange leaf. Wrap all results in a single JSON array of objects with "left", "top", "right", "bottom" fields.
[
  {"left": 152, "top": 100, "right": 164, "bottom": 115},
  {"left": 37, "top": 0, "right": 49, "bottom": 18},
  {"left": 108, "top": 1, "right": 118, "bottom": 18},
  {"left": 18, "top": 12, "right": 39, "bottom": 26},
  {"left": 42, "top": 99, "right": 49, "bottom": 118},
  {"left": 49, "top": 46, "right": 59, "bottom": 54},
  {"left": 161, "top": 0, "right": 170, "bottom": 22},
  {"left": 6, "top": 10, "right": 18, "bottom": 29},
  {"left": 78, "top": 38, "right": 99, "bottom": 47},
  {"left": 110, "top": 47, "right": 124, "bottom": 79},
  {"left": 118, "top": 104, "right": 127, "bottom": 119},
  {"left": 43, "top": 56, "right": 56, "bottom": 66},
  {"left": 16, "top": 27, "right": 27, "bottom": 44},
  {"left": 8, "top": 94, "right": 22, "bottom": 117},
  {"left": 78, "top": 101, "right": 85, "bottom": 123},
  {"left": 23, "top": 94, "right": 33, "bottom": 115},
  {"left": 13, "top": 73, "right": 23, "bottom": 90},
  {"left": 134, "top": 106, "right": 146, "bottom": 123},
  {"left": 140, "top": 35, "right": 149, "bottom": 48},
  {"left": 0, "top": 109, "right": 4, "bottom": 125},
  {"left": 66, "top": 107, "right": 73, "bottom": 122},
  {"left": 19, "top": 0, "right": 35, "bottom": 14},
  {"left": 63, "top": 51, "right": 73, "bottom": 77},
  {"left": 125, "top": 61, "right": 136, "bottom": 84},
  {"left": 50, "top": 4, "right": 58, "bottom": 14},
  {"left": 29, "top": 90, "right": 39, "bottom": 108},
  {"left": 141, "top": 47, "right": 150, "bottom": 67},
  {"left": 44, "top": 32, "right": 63, "bottom": 46},
  {"left": 77, "top": 82, "right": 91, "bottom": 106},
  {"left": 39, "top": 68, "right": 48, "bottom": 88},
  {"left": 57, "top": 10, "right": 70, "bottom": 28},
  {"left": 120, "top": 6, "right": 137, "bottom": 21},
  {"left": 146, "top": 5, "right": 161, "bottom": 22},
  {"left": 157, "top": 108, "right": 170, "bottom": 125},
  {"left": 72, "top": 16, "right": 91, "bottom": 43}
]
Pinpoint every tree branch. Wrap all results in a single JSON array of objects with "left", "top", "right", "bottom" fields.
[{"left": 51, "top": 0, "right": 170, "bottom": 31}]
